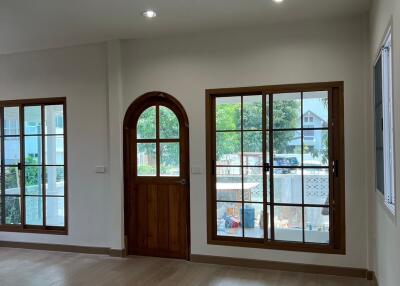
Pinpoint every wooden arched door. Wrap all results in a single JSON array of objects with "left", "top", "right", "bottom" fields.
[{"left": 124, "top": 92, "right": 190, "bottom": 259}]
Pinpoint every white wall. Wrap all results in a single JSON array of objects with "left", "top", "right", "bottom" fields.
[
  {"left": 369, "top": 0, "right": 400, "bottom": 285},
  {"left": 121, "top": 16, "right": 369, "bottom": 268},
  {"left": 0, "top": 15, "right": 371, "bottom": 269},
  {"left": 0, "top": 44, "right": 111, "bottom": 247}
]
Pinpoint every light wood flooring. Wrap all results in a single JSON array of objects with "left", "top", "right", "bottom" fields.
[{"left": 0, "top": 248, "right": 372, "bottom": 286}]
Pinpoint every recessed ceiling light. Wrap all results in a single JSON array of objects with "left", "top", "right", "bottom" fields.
[
  {"left": 142, "top": 10, "right": 157, "bottom": 18},
  {"left": 273, "top": 0, "right": 284, "bottom": 3}
]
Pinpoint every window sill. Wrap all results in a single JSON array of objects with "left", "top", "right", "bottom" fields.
[
  {"left": 208, "top": 236, "right": 345, "bottom": 255},
  {"left": 376, "top": 190, "right": 396, "bottom": 222},
  {"left": 0, "top": 225, "right": 67, "bottom": 235}
]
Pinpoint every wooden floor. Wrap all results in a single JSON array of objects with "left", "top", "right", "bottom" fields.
[{"left": 0, "top": 248, "right": 372, "bottom": 286}]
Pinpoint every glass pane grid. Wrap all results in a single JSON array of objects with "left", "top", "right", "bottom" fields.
[
  {"left": 269, "top": 91, "right": 330, "bottom": 244},
  {"left": 136, "top": 105, "right": 181, "bottom": 178},
  {"left": 216, "top": 94, "right": 265, "bottom": 239},
  {"left": 0, "top": 103, "right": 66, "bottom": 229},
  {"left": 214, "top": 91, "right": 331, "bottom": 246}
]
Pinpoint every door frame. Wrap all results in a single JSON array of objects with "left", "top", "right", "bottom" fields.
[{"left": 123, "top": 91, "right": 190, "bottom": 259}]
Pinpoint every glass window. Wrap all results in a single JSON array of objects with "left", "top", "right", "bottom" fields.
[
  {"left": 136, "top": 106, "right": 156, "bottom": 139},
  {"left": 207, "top": 83, "right": 344, "bottom": 253},
  {"left": 374, "top": 27, "right": 395, "bottom": 214},
  {"left": 159, "top": 106, "right": 179, "bottom": 139},
  {"left": 0, "top": 100, "right": 66, "bottom": 232},
  {"left": 135, "top": 105, "right": 181, "bottom": 178}
]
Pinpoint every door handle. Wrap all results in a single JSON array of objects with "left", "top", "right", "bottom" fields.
[{"left": 177, "top": 179, "right": 187, "bottom": 185}]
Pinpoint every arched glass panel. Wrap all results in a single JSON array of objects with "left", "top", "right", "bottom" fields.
[
  {"left": 136, "top": 105, "right": 180, "bottom": 177},
  {"left": 136, "top": 106, "right": 156, "bottom": 139},
  {"left": 159, "top": 106, "right": 179, "bottom": 139}
]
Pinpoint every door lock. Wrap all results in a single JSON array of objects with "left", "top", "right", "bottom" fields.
[{"left": 177, "top": 179, "right": 187, "bottom": 185}]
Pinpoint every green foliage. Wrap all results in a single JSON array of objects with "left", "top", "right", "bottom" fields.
[
  {"left": 159, "top": 106, "right": 179, "bottom": 139},
  {"left": 215, "top": 99, "right": 301, "bottom": 160},
  {"left": 5, "top": 197, "right": 20, "bottom": 224},
  {"left": 138, "top": 165, "right": 156, "bottom": 176},
  {"left": 137, "top": 107, "right": 156, "bottom": 139},
  {"left": 137, "top": 106, "right": 180, "bottom": 175},
  {"left": 272, "top": 100, "right": 300, "bottom": 153},
  {"left": 216, "top": 103, "right": 241, "bottom": 130}
]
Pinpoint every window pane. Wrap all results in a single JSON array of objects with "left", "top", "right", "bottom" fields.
[
  {"left": 46, "top": 197, "right": 65, "bottom": 227},
  {"left": 45, "top": 105, "right": 64, "bottom": 135},
  {"left": 45, "top": 135, "right": 64, "bottom": 165},
  {"left": 216, "top": 132, "right": 241, "bottom": 165},
  {"left": 25, "top": 166, "right": 43, "bottom": 195},
  {"left": 274, "top": 206, "right": 303, "bottom": 242},
  {"left": 137, "top": 143, "right": 156, "bottom": 176},
  {"left": 216, "top": 97, "right": 241, "bottom": 131},
  {"left": 25, "top": 196, "right": 43, "bottom": 225},
  {"left": 216, "top": 167, "right": 242, "bottom": 201},
  {"left": 5, "top": 167, "right": 20, "bottom": 195},
  {"left": 160, "top": 143, "right": 180, "bottom": 177},
  {"left": 303, "top": 91, "right": 328, "bottom": 128},
  {"left": 216, "top": 202, "right": 242, "bottom": 237},
  {"left": 45, "top": 166, "right": 64, "bottom": 196},
  {"left": 159, "top": 106, "right": 179, "bottom": 139},
  {"left": 4, "top": 137, "right": 20, "bottom": 165},
  {"left": 273, "top": 169, "right": 302, "bottom": 204},
  {"left": 304, "top": 207, "right": 329, "bottom": 244},
  {"left": 273, "top": 131, "right": 301, "bottom": 166},
  {"left": 4, "top": 107, "right": 19, "bottom": 136},
  {"left": 374, "top": 56, "right": 384, "bottom": 194},
  {"left": 243, "top": 167, "right": 263, "bottom": 202},
  {"left": 24, "top": 106, "right": 42, "bottom": 135},
  {"left": 303, "top": 130, "right": 328, "bottom": 166},
  {"left": 243, "top": 203, "right": 264, "bottom": 239},
  {"left": 243, "top": 95, "right": 262, "bottom": 130},
  {"left": 273, "top": 93, "right": 301, "bottom": 129},
  {"left": 243, "top": 131, "right": 262, "bottom": 166},
  {"left": 25, "top": 136, "right": 42, "bottom": 165},
  {"left": 304, "top": 169, "right": 329, "bottom": 205},
  {"left": 266, "top": 97, "right": 270, "bottom": 129},
  {"left": 136, "top": 106, "right": 156, "bottom": 139},
  {"left": 5, "top": 196, "right": 21, "bottom": 224}
]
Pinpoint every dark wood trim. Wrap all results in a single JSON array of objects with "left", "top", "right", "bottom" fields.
[
  {"left": 123, "top": 91, "right": 191, "bottom": 260},
  {"left": 190, "top": 254, "right": 369, "bottom": 279},
  {"left": 0, "top": 240, "right": 125, "bottom": 257},
  {"left": 206, "top": 81, "right": 344, "bottom": 96},
  {"left": 0, "top": 97, "right": 67, "bottom": 107},
  {"left": 0, "top": 97, "right": 68, "bottom": 235},
  {"left": 205, "top": 81, "right": 345, "bottom": 254}
]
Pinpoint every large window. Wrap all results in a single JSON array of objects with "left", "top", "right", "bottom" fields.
[
  {"left": 0, "top": 98, "right": 67, "bottom": 234},
  {"left": 374, "top": 27, "right": 395, "bottom": 214},
  {"left": 206, "top": 82, "right": 345, "bottom": 253}
]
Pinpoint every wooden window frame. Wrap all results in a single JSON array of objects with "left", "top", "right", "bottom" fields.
[
  {"left": 206, "top": 82, "right": 345, "bottom": 254},
  {"left": 0, "top": 97, "right": 67, "bottom": 235}
]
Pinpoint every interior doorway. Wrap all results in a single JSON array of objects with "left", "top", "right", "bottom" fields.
[{"left": 123, "top": 92, "right": 190, "bottom": 259}]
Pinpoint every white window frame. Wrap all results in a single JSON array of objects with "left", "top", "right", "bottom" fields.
[{"left": 376, "top": 26, "right": 396, "bottom": 214}]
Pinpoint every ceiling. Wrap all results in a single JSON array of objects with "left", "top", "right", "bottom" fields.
[{"left": 0, "top": 0, "right": 370, "bottom": 54}]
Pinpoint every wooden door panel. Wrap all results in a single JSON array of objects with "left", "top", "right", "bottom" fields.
[
  {"left": 157, "top": 184, "right": 170, "bottom": 251},
  {"left": 135, "top": 184, "right": 148, "bottom": 250},
  {"left": 124, "top": 92, "right": 189, "bottom": 260},
  {"left": 168, "top": 185, "right": 180, "bottom": 253},
  {"left": 129, "top": 182, "right": 187, "bottom": 257},
  {"left": 147, "top": 184, "right": 158, "bottom": 250}
]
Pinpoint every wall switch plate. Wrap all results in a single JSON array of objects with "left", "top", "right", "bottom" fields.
[
  {"left": 191, "top": 166, "right": 202, "bottom": 174},
  {"left": 95, "top": 166, "right": 106, "bottom": 173}
]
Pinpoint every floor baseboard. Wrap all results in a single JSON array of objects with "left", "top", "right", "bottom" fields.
[
  {"left": 0, "top": 241, "right": 375, "bottom": 281},
  {"left": 0, "top": 240, "right": 125, "bottom": 257},
  {"left": 190, "top": 254, "right": 370, "bottom": 279}
]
